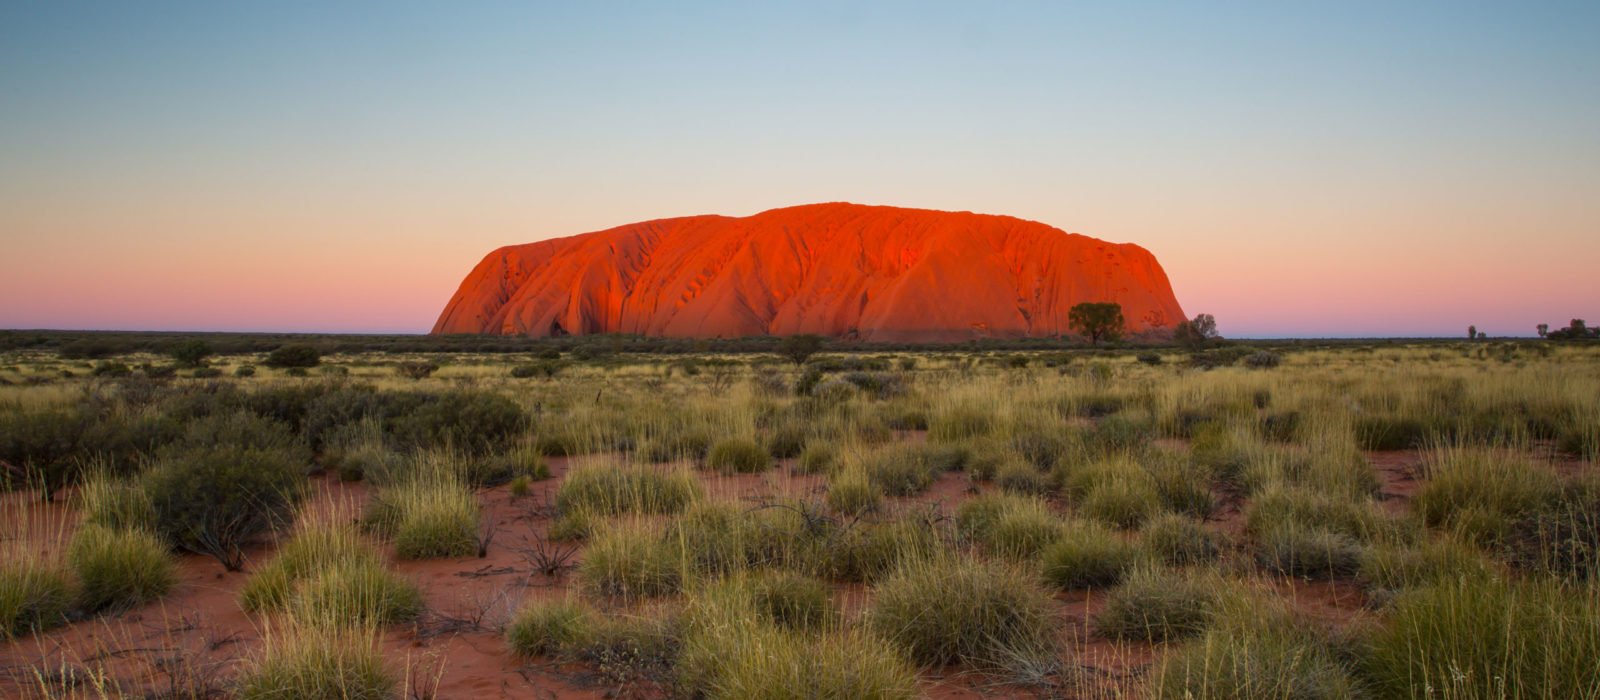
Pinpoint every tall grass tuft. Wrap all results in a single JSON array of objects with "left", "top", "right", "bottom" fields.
[
  {"left": 68, "top": 524, "right": 177, "bottom": 612},
  {"left": 868, "top": 554, "right": 1058, "bottom": 670},
  {"left": 236, "top": 623, "right": 396, "bottom": 700}
]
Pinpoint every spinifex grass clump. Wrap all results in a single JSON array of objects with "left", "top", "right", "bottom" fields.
[
  {"left": 1040, "top": 520, "right": 1143, "bottom": 590},
  {"left": 555, "top": 460, "right": 701, "bottom": 517},
  {"left": 705, "top": 437, "right": 773, "bottom": 474},
  {"left": 1149, "top": 596, "right": 1363, "bottom": 700},
  {"left": 868, "top": 554, "right": 1058, "bottom": 670},
  {"left": 1063, "top": 455, "right": 1163, "bottom": 529},
  {"left": 1362, "top": 576, "right": 1600, "bottom": 699},
  {"left": 826, "top": 467, "right": 882, "bottom": 515},
  {"left": 1413, "top": 445, "right": 1562, "bottom": 545},
  {"left": 578, "top": 521, "right": 682, "bottom": 600},
  {"left": 1142, "top": 513, "right": 1224, "bottom": 566},
  {"left": 366, "top": 461, "right": 480, "bottom": 559},
  {"left": 1093, "top": 566, "right": 1219, "bottom": 642},
  {"left": 236, "top": 623, "right": 396, "bottom": 700},
  {"left": 0, "top": 562, "right": 72, "bottom": 640},
  {"left": 67, "top": 524, "right": 176, "bottom": 612},
  {"left": 241, "top": 519, "right": 422, "bottom": 626},
  {"left": 288, "top": 559, "right": 424, "bottom": 627},
  {"left": 506, "top": 597, "right": 592, "bottom": 657},
  {"left": 678, "top": 576, "right": 916, "bottom": 699},
  {"left": 955, "top": 492, "right": 1064, "bottom": 560}
]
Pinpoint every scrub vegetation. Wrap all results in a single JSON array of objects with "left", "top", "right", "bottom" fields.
[{"left": 0, "top": 334, "right": 1597, "bottom": 698}]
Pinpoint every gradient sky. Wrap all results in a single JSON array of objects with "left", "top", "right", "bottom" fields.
[{"left": 2, "top": 2, "right": 1596, "bottom": 338}]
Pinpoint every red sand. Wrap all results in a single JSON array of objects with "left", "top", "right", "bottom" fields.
[{"left": 432, "top": 203, "right": 1186, "bottom": 342}]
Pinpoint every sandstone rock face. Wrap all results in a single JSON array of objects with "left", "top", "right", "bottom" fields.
[{"left": 432, "top": 203, "right": 1185, "bottom": 342}]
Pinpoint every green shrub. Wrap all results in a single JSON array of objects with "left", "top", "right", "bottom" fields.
[
  {"left": 760, "top": 421, "right": 809, "bottom": 459},
  {"left": 387, "top": 389, "right": 526, "bottom": 455},
  {"left": 0, "top": 407, "right": 92, "bottom": 500},
  {"left": 1080, "top": 477, "right": 1162, "bottom": 530},
  {"left": 869, "top": 555, "right": 1058, "bottom": 669},
  {"left": 68, "top": 525, "right": 176, "bottom": 612},
  {"left": 667, "top": 501, "right": 755, "bottom": 575},
  {"left": 706, "top": 438, "right": 773, "bottom": 474},
  {"left": 263, "top": 345, "right": 322, "bottom": 369},
  {"left": 1094, "top": 567, "right": 1218, "bottom": 642},
  {"left": 555, "top": 462, "right": 700, "bottom": 517},
  {"left": 236, "top": 626, "right": 395, "bottom": 700},
  {"left": 957, "top": 493, "right": 1062, "bottom": 560},
  {"left": 679, "top": 584, "right": 914, "bottom": 700},
  {"left": 506, "top": 598, "right": 592, "bottom": 657},
  {"left": 142, "top": 446, "right": 305, "bottom": 570},
  {"left": 1362, "top": 576, "right": 1600, "bottom": 699},
  {"left": 1040, "top": 522, "right": 1141, "bottom": 590}
]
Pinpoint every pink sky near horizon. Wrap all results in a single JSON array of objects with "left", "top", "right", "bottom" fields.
[{"left": 2, "top": 3, "right": 1596, "bottom": 339}]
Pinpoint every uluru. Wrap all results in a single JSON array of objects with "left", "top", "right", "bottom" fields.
[{"left": 432, "top": 203, "right": 1185, "bottom": 342}]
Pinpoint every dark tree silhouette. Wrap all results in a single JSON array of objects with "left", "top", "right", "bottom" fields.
[{"left": 1069, "top": 303, "right": 1125, "bottom": 345}]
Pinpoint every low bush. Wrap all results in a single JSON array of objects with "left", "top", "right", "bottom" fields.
[
  {"left": 746, "top": 571, "right": 832, "bottom": 630},
  {"left": 68, "top": 525, "right": 176, "bottom": 612},
  {"left": 1150, "top": 613, "right": 1363, "bottom": 699},
  {"left": 956, "top": 493, "right": 1062, "bottom": 560},
  {"left": 142, "top": 446, "right": 305, "bottom": 570},
  {"left": 825, "top": 518, "right": 941, "bottom": 583},
  {"left": 994, "top": 459, "right": 1052, "bottom": 495},
  {"left": 263, "top": 345, "right": 322, "bottom": 369},
  {"left": 679, "top": 584, "right": 914, "bottom": 699},
  {"left": 1358, "top": 537, "right": 1490, "bottom": 592},
  {"left": 868, "top": 555, "right": 1058, "bottom": 669},
  {"left": 928, "top": 404, "right": 995, "bottom": 443}
]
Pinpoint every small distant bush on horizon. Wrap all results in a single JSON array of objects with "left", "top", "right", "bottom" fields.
[{"left": 265, "top": 344, "right": 322, "bottom": 369}]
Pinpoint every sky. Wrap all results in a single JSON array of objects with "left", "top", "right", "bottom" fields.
[{"left": 2, "top": 2, "right": 1596, "bottom": 338}]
